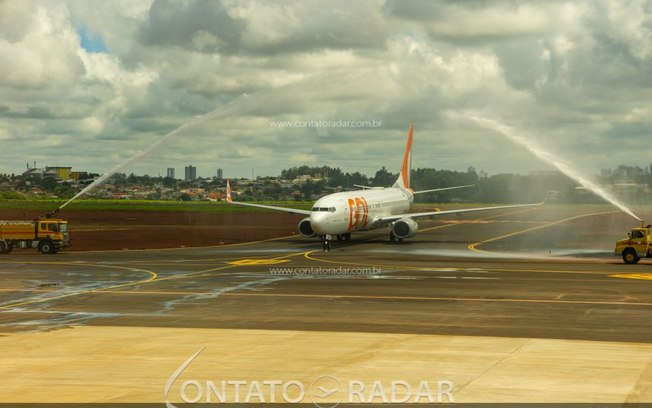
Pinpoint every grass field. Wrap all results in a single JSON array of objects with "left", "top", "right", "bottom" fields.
[
  {"left": 0, "top": 199, "right": 314, "bottom": 213},
  {"left": 0, "top": 199, "right": 634, "bottom": 215}
]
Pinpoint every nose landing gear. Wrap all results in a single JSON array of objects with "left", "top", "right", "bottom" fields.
[
  {"left": 321, "top": 235, "right": 332, "bottom": 252},
  {"left": 322, "top": 233, "right": 351, "bottom": 251}
]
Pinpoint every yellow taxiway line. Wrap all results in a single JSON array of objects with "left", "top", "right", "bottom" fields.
[
  {"left": 467, "top": 211, "right": 619, "bottom": 253},
  {"left": 0, "top": 249, "right": 312, "bottom": 310},
  {"left": 303, "top": 250, "right": 607, "bottom": 276},
  {"left": 0, "top": 263, "right": 158, "bottom": 310},
  {"left": 219, "top": 291, "right": 652, "bottom": 307}
]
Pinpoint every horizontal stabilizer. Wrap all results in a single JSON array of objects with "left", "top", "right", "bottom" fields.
[{"left": 225, "top": 179, "right": 310, "bottom": 215}]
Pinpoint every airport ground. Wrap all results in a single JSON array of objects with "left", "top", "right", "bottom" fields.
[{"left": 0, "top": 203, "right": 651, "bottom": 404}]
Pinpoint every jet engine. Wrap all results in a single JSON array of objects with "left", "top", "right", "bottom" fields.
[
  {"left": 392, "top": 217, "right": 418, "bottom": 239},
  {"left": 298, "top": 217, "right": 315, "bottom": 237}
]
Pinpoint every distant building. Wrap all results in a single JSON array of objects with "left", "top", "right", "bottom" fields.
[
  {"left": 184, "top": 165, "right": 197, "bottom": 181},
  {"left": 167, "top": 168, "right": 175, "bottom": 179},
  {"left": 22, "top": 168, "right": 45, "bottom": 179},
  {"left": 216, "top": 168, "right": 223, "bottom": 179},
  {"left": 70, "top": 171, "right": 89, "bottom": 181},
  {"left": 45, "top": 166, "right": 72, "bottom": 180}
]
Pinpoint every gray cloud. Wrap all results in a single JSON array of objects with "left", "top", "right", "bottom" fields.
[
  {"left": 0, "top": 0, "right": 651, "bottom": 179},
  {"left": 138, "top": 0, "right": 245, "bottom": 53}
]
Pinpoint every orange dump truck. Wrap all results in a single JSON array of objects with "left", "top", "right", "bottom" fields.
[{"left": 0, "top": 218, "right": 70, "bottom": 254}]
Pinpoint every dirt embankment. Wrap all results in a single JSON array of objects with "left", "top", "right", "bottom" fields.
[{"left": 0, "top": 209, "right": 302, "bottom": 251}]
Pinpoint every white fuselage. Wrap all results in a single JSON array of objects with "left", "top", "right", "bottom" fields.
[{"left": 309, "top": 187, "right": 413, "bottom": 236}]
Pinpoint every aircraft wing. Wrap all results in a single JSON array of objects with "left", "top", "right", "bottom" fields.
[
  {"left": 226, "top": 179, "right": 310, "bottom": 215},
  {"left": 371, "top": 201, "right": 543, "bottom": 226},
  {"left": 412, "top": 184, "right": 475, "bottom": 195},
  {"left": 352, "top": 184, "right": 475, "bottom": 193},
  {"left": 227, "top": 200, "right": 311, "bottom": 215}
]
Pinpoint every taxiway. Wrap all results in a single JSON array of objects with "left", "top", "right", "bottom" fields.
[{"left": 1, "top": 205, "right": 651, "bottom": 403}]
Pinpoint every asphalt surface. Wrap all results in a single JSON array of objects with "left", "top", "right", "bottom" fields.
[
  {"left": 1, "top": 205, "right": 651, "bottom": 343},
  {"left": 2, "top": 205, "right": 652, "bottom": 403}
]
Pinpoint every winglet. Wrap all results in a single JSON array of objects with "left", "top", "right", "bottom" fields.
[
  {"left": 393, "top": 124, "right": 413, "bottom": 189},
  {"left": 226, "top": 179, "right": 232, "bottom": 203}
]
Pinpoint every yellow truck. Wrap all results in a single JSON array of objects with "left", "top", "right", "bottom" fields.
[
  {"left": 614, "top": 223, "right": 652, "bottom": 264},
  {"left": 0, "top": 218, "right": 70, "bottom": 254}
]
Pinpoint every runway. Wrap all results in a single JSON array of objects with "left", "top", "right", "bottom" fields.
[{"left": 1, "top": 205, "right": 651, "bottom": 403}]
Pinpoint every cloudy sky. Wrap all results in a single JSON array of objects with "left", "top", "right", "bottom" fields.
[{"left": 1, "top": 0, "right": 651, "bottom": 179}]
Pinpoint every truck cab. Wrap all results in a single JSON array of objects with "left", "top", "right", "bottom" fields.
[
  {"left": 37, "top": 219, "right": 70, "bottom": 248},
  {"left": 615, "top": 225, "right": 651, "bottom": 264}
]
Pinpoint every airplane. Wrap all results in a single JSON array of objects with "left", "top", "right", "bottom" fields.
[{"left": 226, "top": 124, "right": 544, "bottom": 250}]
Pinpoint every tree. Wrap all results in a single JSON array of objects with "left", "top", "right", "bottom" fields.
[
  {"left": 342, "top": 172, "right": 369, "bottom": 188},
  {"left": 162, "top": 177, "right": 177, "bottom": 188},
  {"left": 110, "top": 173, "right": 127, "bottom": 188},
  {"left": 372, "top": 167, "right": 396, "bottom": 187},
  {"left": 54, "top": 183, "right": 74, "bottom": 199},
  {"left": 411, "top": 168, "right": 478, "bottom": 203},
  {"left": 0, "top": 191, "right": 24, "bottom": 200},
  {"left": 300, "top": 179, "right": 326, "bottom": 200},
  {"left": 40, "top": 177, "right": 59, "bottom": 193}
]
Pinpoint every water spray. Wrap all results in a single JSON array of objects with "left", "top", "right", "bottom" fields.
[
  {"left": 471, "top": 116, "right": 643, "bottom": 223},
  {"left": 53, "top": 95, "right": 257, "bottom": 214},
  {"left": 47, "top": 68, "right": 370, "bottom": 215}
]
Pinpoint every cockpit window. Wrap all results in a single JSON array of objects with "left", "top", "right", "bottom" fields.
[{"left": 312, "top": 207, "right": 336, "bottom": 212}]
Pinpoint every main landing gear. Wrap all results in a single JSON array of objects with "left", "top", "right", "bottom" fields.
[{"left": 389, "top": 231, "right": 403, "bottom": 243}]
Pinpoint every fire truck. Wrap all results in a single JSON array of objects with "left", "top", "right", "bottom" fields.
[
  {"left": 614, "top": 222, "right": 652, "bottom": 264},
  {"left": 0, "top": 217, "right": 70, "bottom": 254}
]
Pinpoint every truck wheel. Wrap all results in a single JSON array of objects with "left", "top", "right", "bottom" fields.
[
  {"left": 622, "top": 249, "right": 640, "bottom": 264},
  {"left": 0, "top": 241, "right": 8, "bottom": 254},
  {"left": 38, "top": 241, "right": 55, "bottom": 255}
]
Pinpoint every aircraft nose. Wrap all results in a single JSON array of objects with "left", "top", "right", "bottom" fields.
[{"left": 310, "top": 212, "right": 329, "bottom": 235}]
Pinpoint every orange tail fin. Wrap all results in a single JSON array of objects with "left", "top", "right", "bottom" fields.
[
  {"left": 392, "top": 124, "right": 413, "bottom": 189},
  {"left": 226, "top": 179, "right": 233, "bottom": 203}
]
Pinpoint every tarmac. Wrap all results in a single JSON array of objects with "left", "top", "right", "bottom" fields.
[{"left": 1, "top": 205, "right": 651, "bottom": 404}]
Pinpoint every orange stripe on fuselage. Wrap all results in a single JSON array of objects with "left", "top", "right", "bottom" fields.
[
  {"left": 360, "top": 196, "right": 369, "bottom": 227},
  {"left": 347, "top": 198, "right": 356, "bottom": 230},
  {"left": 348, "top": 196, "right": 370, "bottom": 231}
]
